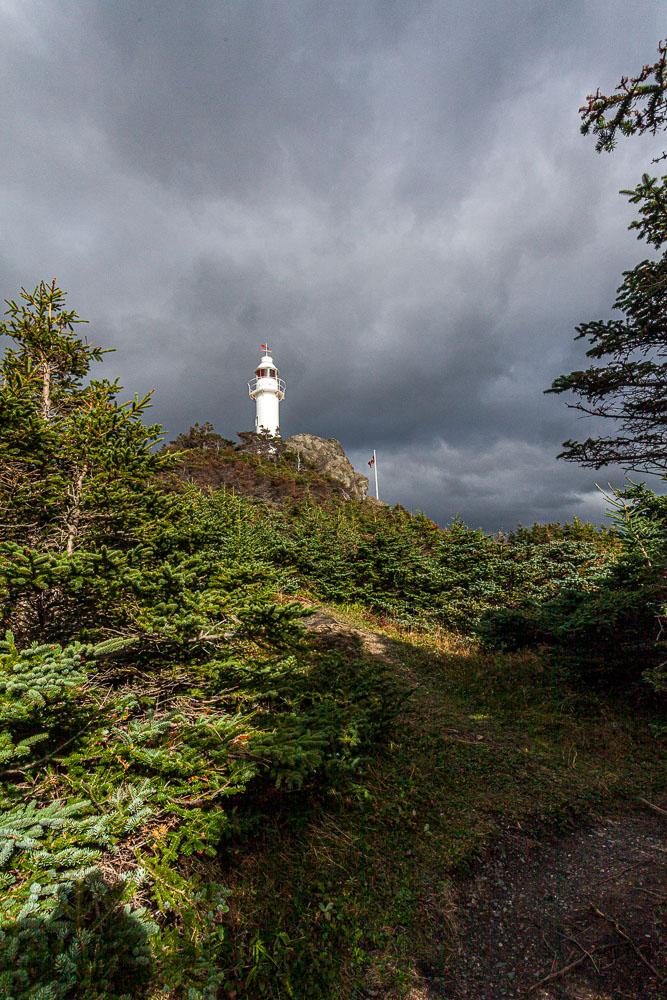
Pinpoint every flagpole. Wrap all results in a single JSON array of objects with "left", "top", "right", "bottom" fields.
[{"left": 373, "top": 449, "right": 379, "bottom": 500}]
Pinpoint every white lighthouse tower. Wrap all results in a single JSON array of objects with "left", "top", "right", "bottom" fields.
[{"left": 248, "top": 344, "right": 285, "bottom": 437}]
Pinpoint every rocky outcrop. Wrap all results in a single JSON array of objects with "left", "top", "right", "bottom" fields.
[{"left": 284, "top": 434, "right": 369, "bottom": 499}]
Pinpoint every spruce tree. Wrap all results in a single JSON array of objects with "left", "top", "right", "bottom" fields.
[
  {"left": 548, "top": 40, "right": 667, "bottom": 472},
  {"left": 0, "top": 280, "right": 169, "bottom": 644}
]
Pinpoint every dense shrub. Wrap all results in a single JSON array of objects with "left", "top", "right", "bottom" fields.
[
  {"left": 256, "top": 501, "right": 615, "bottom": 630},
  {"left": 480, "top": 483, "right": 667, "bottom": 690}
]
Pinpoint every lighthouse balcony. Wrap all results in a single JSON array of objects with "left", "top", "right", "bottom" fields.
[{"left": 248, "top": 376, "right": 285, "bottom": 400}]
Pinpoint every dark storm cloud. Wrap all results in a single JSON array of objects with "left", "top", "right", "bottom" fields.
[{"left": 1, "top": 0, "right": 665, "bottom": 530}]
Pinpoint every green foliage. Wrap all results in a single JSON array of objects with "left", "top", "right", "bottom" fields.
[
  {"left": 0, "top": 873, "right": 155, "bottom": 1000},
  {"left": 480, "top": 482, "right": 667, "bottom": 690},
  {"left": 168, "top": 420, "right": 234, "bottom": 452},
  {"left": 254, "top": 498, "right": 614, "bottom": 630},
  {"left": 540, "top": 39, "right": 667, "bottom": 691},
  {"left": 0, "top": 632, "right": 88, "bottom": 721},
  {"left": 549, "top": 40, "right": 667, "bottom": 472},
  {"left": 547, "top": 235, "right": 667, "bottom": 471},
  {"left": 0, "top": 280, "right": 172, "bottom": 647},
  {"left": 0, "top": 798, "right": 102, "bottom": 903},
  {"left": 579, "top": 38, "right": 667, "bottom": 153}
]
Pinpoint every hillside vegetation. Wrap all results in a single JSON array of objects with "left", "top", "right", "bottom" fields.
[{"left": 0, "top": 283, "right": 664, "bottom": 999}]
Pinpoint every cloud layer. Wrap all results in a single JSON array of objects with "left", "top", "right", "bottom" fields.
[{"left": 2, "top": 0, "right": 665, "bottom": 529}]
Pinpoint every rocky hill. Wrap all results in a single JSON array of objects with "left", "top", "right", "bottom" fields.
[
  {"left": 284, "top": 433, "right": 368, "bottom": 499},
  {"left": 164, "top": 428, "right": 369, "bottom": 503}
]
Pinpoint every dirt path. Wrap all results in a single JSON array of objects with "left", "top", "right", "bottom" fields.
[
  {"left": 303, "top": 609, "right": 401, "bottom": 662},
  {"left": 434, "top": 810, "right": 666, "bottom": 1000}
]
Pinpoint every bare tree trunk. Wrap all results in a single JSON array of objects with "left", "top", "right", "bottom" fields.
[
  {"left": 41, "top": 359, "right": 51, "bottom": 420},
  {"left": 65, "top": 464, "right": 88, "bottom": 556}
]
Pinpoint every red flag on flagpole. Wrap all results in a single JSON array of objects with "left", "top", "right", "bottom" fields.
[{"left": 369, "top": 450, "right": 379, "bottom": 499}]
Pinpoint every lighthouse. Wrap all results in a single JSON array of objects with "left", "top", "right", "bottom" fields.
[{"left": 248, "top": 345, "right": 285, "bottom": 437}]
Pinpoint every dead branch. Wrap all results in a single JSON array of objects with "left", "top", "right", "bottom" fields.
[
  {"left": 557, "top": 930, "right": 600, "bottom": 974},
  {"left": 527, "top": 951, "right": 590, "bottom": 993},
  {"left": 590, "top": 903, "right": 665, "bottom": 983},
  {"left": 638, "top": 796, "right": 667, "bottom": 818}
]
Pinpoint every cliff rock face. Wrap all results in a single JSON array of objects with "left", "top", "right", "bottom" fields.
[{"left": 284, "top": 434, "right": 369, "bottom": 499}]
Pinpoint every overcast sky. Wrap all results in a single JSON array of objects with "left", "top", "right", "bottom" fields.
[{"left": 2, "top": 0, "right": 665, "bottom": 530}]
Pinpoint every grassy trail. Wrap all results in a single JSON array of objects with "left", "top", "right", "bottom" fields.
[{"left": 215, "top": 606, "right": 665, "bottom": 998}]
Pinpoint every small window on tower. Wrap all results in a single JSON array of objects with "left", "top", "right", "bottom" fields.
[{"left": 269, "top": 369, "right": 276, "bottom": 378}]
